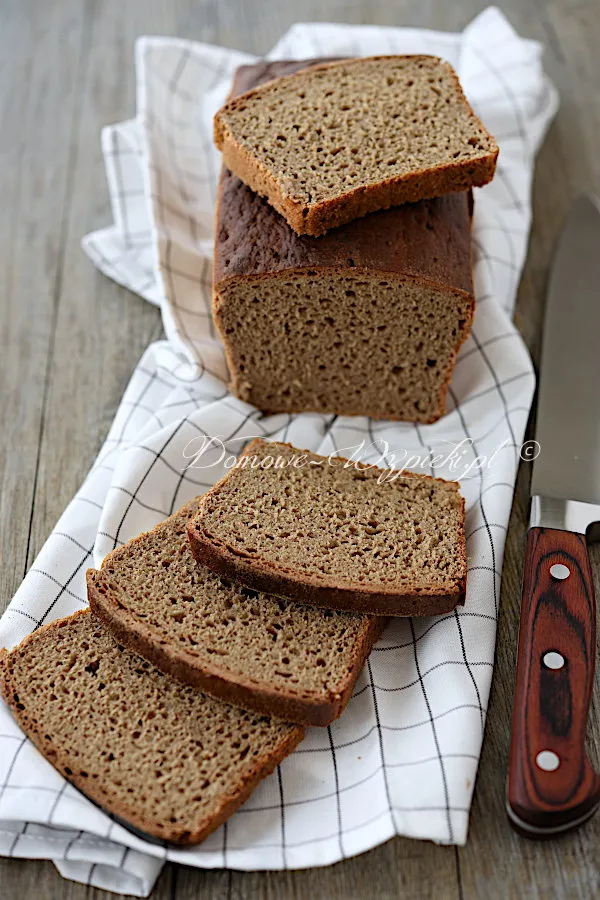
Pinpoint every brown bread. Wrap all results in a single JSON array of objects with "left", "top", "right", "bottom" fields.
[
  {"left": 0, "top": 610, "right": 303, "bottom": 845},
  {"left": 87, "top": 499, "right": 385, "bottom": 727},
  {"left": 188, "top": 439, "right": 467, "bottom": 617},
  {"left": 214, "top": 59, "right": 475, "bottom": 424},
  {"left": 214, "top": 55, "right": 498, "bottom": 235}
]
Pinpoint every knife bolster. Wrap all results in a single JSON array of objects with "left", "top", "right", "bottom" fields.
[{"left": 530, "top": 495, "right": 600, "bottom": 537}]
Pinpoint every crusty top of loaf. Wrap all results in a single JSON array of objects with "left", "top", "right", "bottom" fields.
[{"left": 214, "top": 59, "right": 473, "bottom": 295}]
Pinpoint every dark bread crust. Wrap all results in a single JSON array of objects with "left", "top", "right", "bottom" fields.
[
  {"left": 231, "top": 58, "right": 336, "bottom": 94},
  {"left": 187, "top": 439, "right": 467, "bottom": 618},
  {"left": 0, "top": 610, "right": 304, "bottom": 846},
  {"left": 214, "top": 55, "right": 498, "bottom": 236},
  {"left": 88, "top": 575, "right": 386, "bottom": 727},
  {"left": 188, "top": 522, "right": 465, "bottom": 616},
  {"left": 214, "top": 170, "right": 474, "bottom": 291},
  {"left": 213, "top": 58, "right": 475, "bottom": 424}
]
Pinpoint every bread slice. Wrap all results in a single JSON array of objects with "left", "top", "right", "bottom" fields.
[
  {"left": 214, "top": 59, "right": 475, "bottom": 424},
  {"left": 188, "top": 439, "right": 467, "bottom": 617},
  {"left": 214, "top": 55, "right": 498, "bottom": 236},
  {"left": 0, "top": 610, "right": 303, "bottom": 845},
  {"left": 87, "top": 499, "right": 384, "bottom": 727}
]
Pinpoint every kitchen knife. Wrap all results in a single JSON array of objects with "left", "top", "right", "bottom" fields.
[{"left": 507, "top": 194, "right": 600, "bottom": 837}]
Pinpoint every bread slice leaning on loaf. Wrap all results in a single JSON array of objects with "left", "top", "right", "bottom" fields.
[
  {"left": 214, "top": 55, "right": 498, "bottom": 236},
  {"left": 214, "top": 58, "right": 476, "bottom": 424},
  {"left": 0, "top": 610, "right": 303, "bottom": 845},
  {"left": 188, "top": 439, "right": 467, "bottom": 617},
  {"left": 87, "top": 498, "right": 386, "bottom": 727}
]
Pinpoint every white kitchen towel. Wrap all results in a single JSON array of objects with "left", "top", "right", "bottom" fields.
[{"left": 0, "top": 7, "right": 557, "bottom": 897}]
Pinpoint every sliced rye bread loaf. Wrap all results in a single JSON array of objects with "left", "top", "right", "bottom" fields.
[
  {"left": 188, "top": 439, "right": 467, "bottom": 617},
  {"left": 214, "top": 55, "right": 498, "bottom": 236},
  {"left": 87, "top": 499, "right": 385, "bottom": 727},
  {"left": 0, "top": 610, "right": 303, "bottom": 845},
  {"left": 214, "top": 59, "right": 475, "bottom": 424}
]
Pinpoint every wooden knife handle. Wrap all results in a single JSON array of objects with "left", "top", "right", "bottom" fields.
[{"left": 507, "top": 527, "right": 600, "bottom": 836}]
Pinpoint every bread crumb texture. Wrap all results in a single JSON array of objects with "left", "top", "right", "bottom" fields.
[
  {"left": 216, "top": 268, "right": 473, "bottom": 423},
  {"left": 197, "top": 440, "right": 466, "bottom": 594},
  {"left": 89, "top": 499, "right": 377, "bottom": 707},
  {"left": 0, "top": 611, "right": 302, "bottom": 844}
]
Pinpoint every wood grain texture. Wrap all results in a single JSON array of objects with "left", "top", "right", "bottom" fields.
[
  {"left": 1, "top": 0, "right": 599, "bottom": 898},
  {"left": 0, "top": 0, "right": 88, "bottom": 629},
  {"left": 508, "top": 528, "right": 600, "bottom": 833}
]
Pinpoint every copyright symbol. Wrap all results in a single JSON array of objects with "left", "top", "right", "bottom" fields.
[{"left": 520, "top": 440, "right": 541, "bottom": 461}]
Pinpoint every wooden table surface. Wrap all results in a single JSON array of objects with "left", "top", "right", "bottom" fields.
[{"left": 1, "top": 0, "right": 599, "bottom": 897}]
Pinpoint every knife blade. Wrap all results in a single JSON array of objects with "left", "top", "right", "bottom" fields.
[
  {"left": 507, "top": 194, "right": 600, "bottom": 837},
  {"left": 531, "top": 194, "right": 600, "bottom": 504}
]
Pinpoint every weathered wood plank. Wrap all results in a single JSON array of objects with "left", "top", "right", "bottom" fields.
[
  {"left": 26, "top": 0, "right": 164, "bottom": 558},
  {"left": 227, "top": 841, "right": 459, "bottom": 900},
  {"left": 0, "top": 0, "right": 88, "bottom": 609}
]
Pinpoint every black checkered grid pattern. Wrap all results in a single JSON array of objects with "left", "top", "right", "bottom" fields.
[{"left": 0, "top": 8, "right": 558, "bottom": 895}]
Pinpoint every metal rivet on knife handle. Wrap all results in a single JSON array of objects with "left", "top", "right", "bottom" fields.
[
  {"left": 542, "top": 651, "right": 565, "bottom": 670},
  {"left": 536, "top": 751, "right": 561, "bottom": 772}
]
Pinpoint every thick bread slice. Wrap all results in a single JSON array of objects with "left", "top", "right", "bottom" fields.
[
  {"left": 214, "top": 55, "right": 498, "bottom": 235},
  {"left": 0, "top": 610, "right": 303, "bottom": 845},
  {"left": 214, "top": 59, "right": 475, "bottom": 425},
  {"left": 88, "top": 500, "right": 385, "bottom": 727},
  {"left": 188, "top": 439, "right": 467, "bottom": 617}
]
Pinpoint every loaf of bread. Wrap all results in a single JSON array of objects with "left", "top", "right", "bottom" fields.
[
  {"left": 188, "top": 439, "right": 467, "bottom": 617},
  {"left": 88, "top": 498, "right": 385, "bottom": 726},
  {"left": 0, "top": 611, "right": 303, "bottom": 845},
  {"left": 214, "top": 60, "right": 475, "bottom": 424},
  {"left": 214, "top": 55, "right": 497, "bottom": 235}
]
